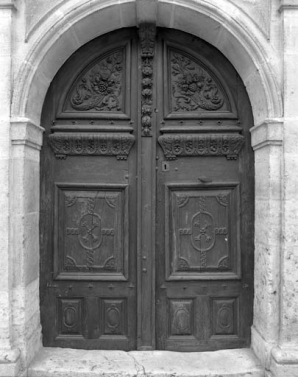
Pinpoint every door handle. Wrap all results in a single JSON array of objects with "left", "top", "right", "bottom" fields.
[{"left": 198, "top": 176, "right": 212, "bottom": 183}]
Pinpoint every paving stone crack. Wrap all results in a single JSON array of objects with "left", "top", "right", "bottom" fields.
[{"left": 127, "top": 353, "right": 146, "bottom": 376}]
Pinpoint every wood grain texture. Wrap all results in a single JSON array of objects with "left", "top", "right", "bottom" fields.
[{"left": 40, "top": 27, "right": 254, "bottom": 351}]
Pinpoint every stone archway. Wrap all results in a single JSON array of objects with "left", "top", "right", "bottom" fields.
[{"left": 9, "top": 0, "right": 283, "bottom": 373}]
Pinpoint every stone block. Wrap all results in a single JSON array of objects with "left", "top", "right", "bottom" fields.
[
  {"left": 73, "top": 2, "right": 136, "bottom": 47},
  {"left": 283, "top": 58, "right": 298, "bottom": 117},
  {"left": 255, "top": 199, "right": 282, "bottom": 246},
  {"left": 0, "top": 362, "right": 20, "bottom": 377},
  {"left": 11, "top": 213, "right": 39, "bottom": 286},
  {"left": 0, "top": 213, "right": 10, "bottom": 291},
  {"left": 254, "top": 147, "right": 282, "bottom": 200},
  {"left": 0, "top": 8, "right": 12, "bottom": 57},
  {"left": 12, "top": 157, "right": 40, "bottom": 215},
  {"left": 28, "top": 348, "right": 263, "bottom": 377},
  {"left": 0, "top": 57, "right": 11, "bottom": 113},
  {"left": 253, "top": 241, "right": 280, "bottom": 341},
  {"left": 270, "top": 345, "right": 298, "bottom": 377}
]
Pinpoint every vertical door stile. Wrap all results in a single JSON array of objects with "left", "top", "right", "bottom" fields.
[{"left": 137, "top": 23, "right": 157, "bottom": 350}]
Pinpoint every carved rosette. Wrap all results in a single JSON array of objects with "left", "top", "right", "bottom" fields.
[
  {"left": 139, "top": 23, "right": 156, "bottom": 137},
  {"left": 158, "top": 134, "right": 244, "bottom": 160},
  {"left": 48, "top": 133, "right": 135, "bottom": 160}
]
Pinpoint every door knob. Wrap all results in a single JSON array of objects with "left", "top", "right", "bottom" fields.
[{"left": 198, "top": 176, "right": 212, "bottom": 183}]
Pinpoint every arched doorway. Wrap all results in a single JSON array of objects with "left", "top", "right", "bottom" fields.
[{"left": 40, "top": 26, "right": 254, "bottom": 351}]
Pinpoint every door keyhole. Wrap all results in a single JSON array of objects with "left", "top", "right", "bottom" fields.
[{"left": 162, "top": 161, "right": 169, "bottom": 172}]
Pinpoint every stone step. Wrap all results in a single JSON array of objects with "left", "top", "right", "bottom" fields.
[{"left": 29, "top": 348, "right": 264, "bottom": 377}]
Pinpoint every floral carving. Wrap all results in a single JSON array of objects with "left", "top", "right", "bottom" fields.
[
  {"left": 171, "top": 51, "right": 225, "bottom": 112},
  {"left": 69, "top": 50, "right": 124, "bottom": 112},
  {"left": 158, "top": 134, "right": 244, "bottom": 160},
  {"left": 218, "top": 256, "right": 229, "bottom": 269},
  {"left": 178, "top": 257, "right": 190, "bottom": 271},
  {"left": 139, "top": 23, "right": 156, "bottom": 136},
  {"left": 176, "top": 194, "right": 189, "bottom": 207},
  {"left": 48, "top": 132, "right": 135, "bottom": 160}
]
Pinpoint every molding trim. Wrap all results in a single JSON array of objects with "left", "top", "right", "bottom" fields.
[
  {"left": 279, "top": 0, "right": 298, "bottom": 12},
  {"left": 11, "top": 118, "right": 45, "bottom": 150},
  {"left": 250, "top": 118, "right": 283, "bottom": 151},
  {"left": 271, "top": 346, "right": 298, "bottom": 364},
  {"left": 0, "top": 0, "right": 17, "bottom": 11}
]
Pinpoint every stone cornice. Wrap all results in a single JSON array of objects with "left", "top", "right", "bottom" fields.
[
  {"left": 250, "top": 118, "right": 283, "bottom": 151},
  {"left": 11, "top": 117, "right": 45, "bottom": 150},
  {"left": 0, "top": 0, "right": 17, "bottom": 11},
  {"left": 279, "top": 0, "right": 298, "bottom": 12}
]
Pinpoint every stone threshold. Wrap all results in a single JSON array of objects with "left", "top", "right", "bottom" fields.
[{"left": 28, "top": 347, "right": 264, "bottom": 377}]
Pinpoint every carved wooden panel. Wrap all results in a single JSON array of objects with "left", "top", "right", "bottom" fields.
[
  {"left": 164, "top": 47, "right": 235, "bottom": 119},
  {"left": 100, "top": 299, "right": 127, "bottom": 336},
  {"left": 57, "top": 298, "right": 84, "bottom": 337},
  {"left": 60, "top": 47, "right": 130, "bottom": 118},
  {"left": 48, "top": 132, "right": 135, "bottom": 160},
  {"left": 169, "top": 299, "right": 194, "bottom": 337},
  {"left": 54, "top": 184, "right": 128, "bottom": 280},
  {"left": 211, "top": 297, "right": 239, "bottom": 337},
  {"left": 158, "top": 134, "right": 244, "bottom": 160},
  {"left": 165, "top": 184, "right": 240, "bottom": 280}
]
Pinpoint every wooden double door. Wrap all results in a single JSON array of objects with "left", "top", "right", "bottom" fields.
[{"left": 40, "top": 27, "right": 254, "bottom": 351}]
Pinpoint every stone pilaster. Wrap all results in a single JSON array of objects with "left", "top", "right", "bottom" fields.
[
  {"left": 10, "top": 118, "right": 44, "bottom": 375},
  {"left": 0, "top": 1, "right": 21, "bottom": 376},
  {"left": 250, "top": 119, "right": 283, "bottom": 371},
  {"left": 267, "top": 2, "right": 298, "bottom": 376}
]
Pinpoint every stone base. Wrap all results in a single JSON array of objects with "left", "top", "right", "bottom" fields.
[
  {"left": 269, "top": 346, "right": 298, "bottom": 377},
  {"left": 28, "top": 347, "right": 264, "bottom": 377},
  {"left": 0, "top": 348, "right": 20, "bottom": 377}
]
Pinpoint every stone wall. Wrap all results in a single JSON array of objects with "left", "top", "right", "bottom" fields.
[{"left": 0, "top": 0, "right": 297, "bottom": 376}]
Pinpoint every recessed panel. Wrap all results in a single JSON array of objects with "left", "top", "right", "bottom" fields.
[
  {"left": 100, "top": 299, "right": 128, "bottom": 336},
  {"left": 165, "top": 184, "right": 240, "bottom": 280},
  {"left": 54, "top": 184, "right": 128, "bottom": 280},
  {"left": 57, "top": 298, "right": 84, "bottom": 337},
  {"left": 211, "top": 297, "right": 239, "bottom": 337},
  {"left": 58, "top": 45, "right": 131, "bottom": 119},
  {"left": 168, "top": 299, "right": 194, "bottom": 337},
  {"left": 164, "top": 46, "right": 236, "bottom": 119}
]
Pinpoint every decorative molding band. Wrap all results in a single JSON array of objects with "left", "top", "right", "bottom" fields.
[
  {"left": 139, "top": 23, "right": 156, "bottom": 137},
  {"left": 48, "top": 132, "right": 135, "bottom": 160},
  {"left": 158, "top": 134, "right": 244, "bottom": 160}
]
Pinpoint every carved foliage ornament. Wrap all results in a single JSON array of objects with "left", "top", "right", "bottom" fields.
[
  {"left": 158, "top": 134, "right": 244, "bottom": 160},
  {"left": 68, "top": 50, "right": 124, "bottom": 113},
  {"left": 139, "top": 23, "right": 156, "bottom": 137},
  {"left": 48, "top": 132, "right": 135, "bottom": 160},
  {"left": 170, "top": 51, "right": 225, "bottom": 112}
]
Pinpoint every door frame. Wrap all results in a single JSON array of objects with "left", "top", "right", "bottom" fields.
[{"left": 9, "top": 0, "right": 283, "bottom": 372}]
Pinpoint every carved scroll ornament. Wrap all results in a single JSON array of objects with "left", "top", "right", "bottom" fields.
[
  {"left": 170, "top": 51, "right": 225, "bottom": 113},
  {"left": 158, "top": 134, "right": 244, "bottom": 160},
  {"left": 48, "top": 132, "right": 135, "bottom": 160},
  {"left": 139, "top": 23, "right": 156, "bottom": 137}
]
